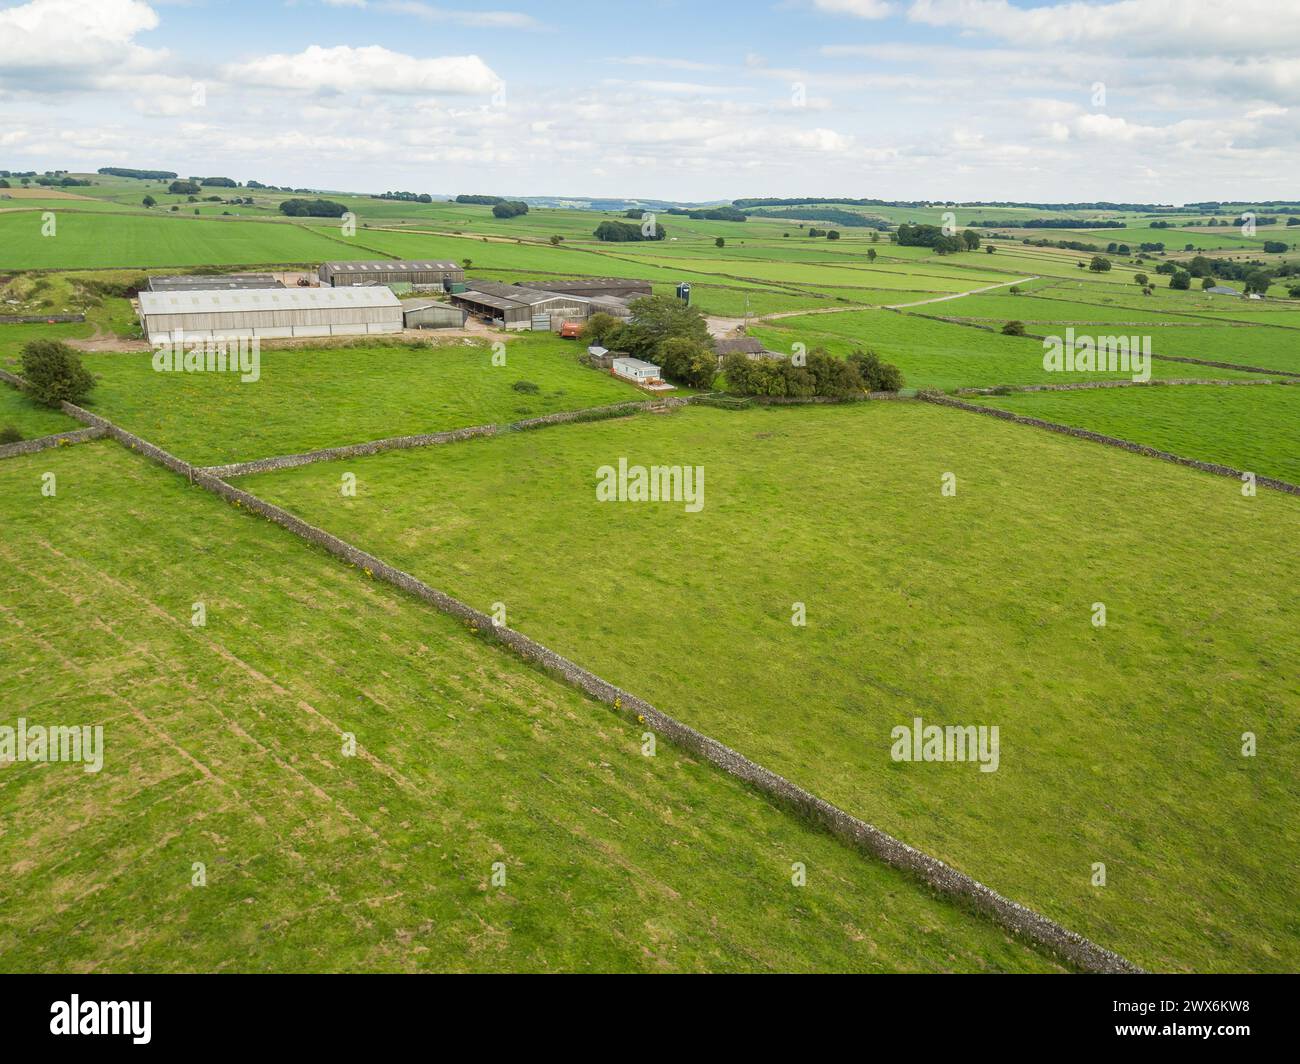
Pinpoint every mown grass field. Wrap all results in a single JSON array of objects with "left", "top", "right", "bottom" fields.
[
  {"left": 969, "top": 383, "right": 1300, "bottom": 484},
  {"left": 245, "top": 402, "right": 1300, "bottom": 973},
  {"left": 78, "top": 334, "right": 643, "bottom": 466},
  {"left": 0, "top": 441, "right": 1058, "bottom": 974},
  {"left": 0, "top": 211, "right": 356, "bottom": 270}
]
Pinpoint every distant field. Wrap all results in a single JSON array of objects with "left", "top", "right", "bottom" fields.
[
  {"left": 751, "top": 309, "right": 1262, "bottom": 390},
  {"left": 969, "top": 383, "right": 1300, "bottom": 484},
  {"left": 79, "top": 334, "right": 643, "bottom": 466},
  {"left": 0, "top": 211, "right": 356, "bottom": 270},
  {"left": 244, "top": 402, "right": 1300, "bottom": 973},
  {"left": 0, "top": 441, "right": 1056, "bottom": 973}
]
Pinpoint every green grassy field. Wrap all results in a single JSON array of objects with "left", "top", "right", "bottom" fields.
[
  {"left": 0, "top": 441, "right": 1058, "bottom": 973},
  {"left": 78, "top": 334, "right": 644, "bottom": 466},
  {"left": 244, "top": 402, "right": 1300, "bottom": 973},
  {"left": 750, "top": 309, "right": 1263, "bottom": 390},
  {"left": 0, "top": 383, "right": 78, "bottom": 440},
  {"left": 968, "top": 383, "right": 1300, "bottom": 484},
  {"left": 0, "top": 211, "right": 356, "bottom": 270}
]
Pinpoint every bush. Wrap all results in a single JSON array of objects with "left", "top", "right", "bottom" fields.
[
  {"left": 846, "top": 348, "right": 904, "bottom": 392},
  {"left": 0, "top": 425, "right": 22, "bottom": 444},
  {"left": 1002, "top": 320, "right": 1027, "bottom": 336},
  {"left": 512, "top": 380, "right": 540, "bottom": 394},
  {"left": 20, "top": 339, "right": 94, "bottom": 407}
]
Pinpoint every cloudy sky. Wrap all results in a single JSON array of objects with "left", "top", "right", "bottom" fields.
[{"left": 1, "top": 0, "right": 1296, "bottom": 203}]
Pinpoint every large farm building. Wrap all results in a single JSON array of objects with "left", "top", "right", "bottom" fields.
[
  {"left": 319, "top": 260, "right": 465, "bottom": 288},
  {"left": 450, "top": 281, "right": 592, "bottom": 329},
  {"left": 138, "top": 286, "right": 404, "bottom": 343},
  {"left": 148, "top": 273, "right": 284, "bottom": 293}
]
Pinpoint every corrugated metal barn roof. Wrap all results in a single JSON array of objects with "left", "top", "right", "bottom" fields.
[
  {"left": 139, "top": 287, "right": 401, "bottom": 315},
  {"left": 322, "top": 260, "right": 461, "bottom": 273}
]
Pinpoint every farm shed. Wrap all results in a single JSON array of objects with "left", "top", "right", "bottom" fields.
[
  {"left": 403, "top": 301, "right": 467, "bottom": 329},
  {"left": 449, "top": 288, "right": 534, "bottom": 328},
  {"left": 149, "top": 273, "right": 283, "bottom": 293},
  {"left": 452, "top": 281, "right": 592, "bottom": 329},
  {"left": 612, "top": 356, "right": 662, "bottom": 383},
  {"left": 586, "top": 295, "right": 634, "bottom": 318},
  {"left": 138, "top": 287, "right": 403, "bottom": 343},
  {"left": 319, "top": 260, "right": 465, "bottom": 288},
  {"left": 713, "top": 337, "right": 785, "bottom": 365},
  {"left": 527, "top": 278, "right": 652, "bottom": 299}
]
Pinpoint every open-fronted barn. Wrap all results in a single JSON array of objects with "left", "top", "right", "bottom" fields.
[
  {"left": 450, "top": 281, "right": 592, "bottom": 329},
  {"left": 402, "top": 300, "right": 468, "bottom": 329},
  {"left": 138, "top": 286, "right": 404, "bottom": 342},
  {"left": 319, "top": 260, "right": 465, "bottom": 287}
]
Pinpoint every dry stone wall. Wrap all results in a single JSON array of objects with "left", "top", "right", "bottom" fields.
[{"left": 25, "top": 372, "right": 1145, "bottom": 973}]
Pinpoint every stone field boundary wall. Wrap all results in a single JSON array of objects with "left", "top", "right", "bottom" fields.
[
  {"left": 201, "top": 398, "right": 692, "bottom": 478},
  {"left": 955, "top": 377, "right": 1281, "bottom": 395},
  {"left": 922, "top": 392, "right": 1300, "bottom": 496},
  {"left": 13, "top": 371, "right": 1144, "bottom": 974},
  {"left": 0, "top": 425, "right": 106, "bottom": 460}
]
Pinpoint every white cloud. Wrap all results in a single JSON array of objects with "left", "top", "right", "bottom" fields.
[
  {"left": 0, "top": 0, "right": 165, "bottom": 88},
  {"left": 907, "top": 0, "right": 1300, "bottom": 58},
  {"left": 377, "top": 2, "right": 541, "bottom": 29},
  {"left": 223, "top": 45, "right": 501, "bottom": 95},
  {"left": 813, "top": 0, "right": 896, "bottom": 18}
]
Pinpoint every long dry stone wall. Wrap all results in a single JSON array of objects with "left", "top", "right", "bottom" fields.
[
  {"left": 33, "top": 378, "right": 1144, "bottom": 974},
  {"left": 202, "top": 398, "right": 690, "bottom": 478}
]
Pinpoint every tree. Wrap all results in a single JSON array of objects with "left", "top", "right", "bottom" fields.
[
  {"left": 826, "top": 230, "right": 840, "bottom": 240},
  {"left": 142, "top": 195, "right": 156, "bottom": 207},
  {"left": 657, "top": 337, "right": 717, "bottom": 388},
  {"left": 1244, "top": 270, "right": 1271, "bottom": 295},
  {"left": 1089, "top": 255, "right": 1112, "bottom": 273},
  {"left": 985, "top": 244, "right": 995, "bottom": 254},
  {"left": 715, "top": 237, "right": 725, "bottom": 248},
  {"left": 278, "top": 198, "right": 348, "bottom": 218},
  {"left": 1169, "top": 270, "right": 1191, "bottom": 290},
  {"left": 1002, "top": 320, "right": 1027, "bottom": 336},
  {"left": 20, "top": 340, "right": 94, "bottom": 408},
  {"left": 168, "top": 179, "right": 200, "bottom": 195},
  {"left": 1201, "top": 276, "right": 1215, "bottom": 290},
  {"left": 619, "top": 295, "right": 710, "bottom": 360},
  {"left": 593, "top": 220, "right": 665, "bottom": 242},
  {"left": 1134, "top": 273, "right": 1148, "bottom": 285},
  {"left": 492, "top": 200, "right": 529, "bottom": 219},
  {"left": 867, "top": 248, "right": 877, "bottom": 262},
  {"left": 549, "top": 235, "right": 562, "bottom": 245},
  {"left": 579, "top": 312, "right": 623, "bottom": 348},
  {"left": 961, "top": 229, "right": 980, "bottom": 250}
]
